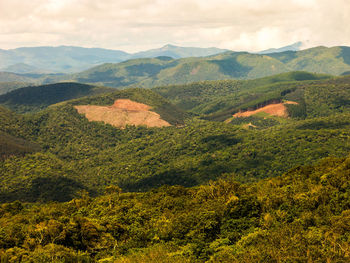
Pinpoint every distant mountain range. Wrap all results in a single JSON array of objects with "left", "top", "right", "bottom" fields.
[
  {"left": 44, "top": 45, "right": 350, "bottom": 88},
  {"left": 0, "top": 45, "right": 228, "bottom": 74},
  {"left": 131, "top": 44, "right": 228, "bottom": 59},
  {"left": 0, "top": 43, "right": 302, "bottom": 74},
  {"left": 258, "top": 42, "right": 303, "bottom": 54},
  {"left": 2, "top": 44, "right": 350, "bottom": 90}
]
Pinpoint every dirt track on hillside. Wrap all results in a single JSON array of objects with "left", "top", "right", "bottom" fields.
[
  {"left": 74, "top": 99, "right": 171, "bottom": 128},
  {"left": 233, "top": 101, "right": 298, "bottom": 118}
]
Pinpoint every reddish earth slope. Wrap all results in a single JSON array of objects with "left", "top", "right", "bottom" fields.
[
  {"left": 74, "top": 99, "right": 171, "bottom": 128},
  {"left": 233, "top": 101, "right": 298, "bottom": 118}
]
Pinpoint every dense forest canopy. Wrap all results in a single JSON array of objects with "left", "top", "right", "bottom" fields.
[{"left": 0, "top": 70, "right": 350, "bottom": 262}]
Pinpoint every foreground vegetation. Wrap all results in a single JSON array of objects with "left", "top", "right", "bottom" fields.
[{"left": 1, "top": 156, "right": 350, "bottom": 262}]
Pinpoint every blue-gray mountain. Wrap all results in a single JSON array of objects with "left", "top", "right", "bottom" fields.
[
  {"left": 258, "top": 41, "right": 303, "bottom": 54},
  {"left": 0, "top": 45, "right": 228, "bottom": 74}
]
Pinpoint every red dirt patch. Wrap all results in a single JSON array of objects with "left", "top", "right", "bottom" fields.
[
  {"left": 233, "top": 101, "right": 298, "bottom": 118},
  {"left": 190, "top": 65, "right": 201, "bottom": 75},
  {"left": 74, "top": 99, "right": 171, "bottom": 128},
  {"left": 112, "top": 99, "right": 151, "bottom": 111}
]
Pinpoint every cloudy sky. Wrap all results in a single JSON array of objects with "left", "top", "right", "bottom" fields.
[{"left": 0, "top": 0, "right": 349, "bottom": 52}]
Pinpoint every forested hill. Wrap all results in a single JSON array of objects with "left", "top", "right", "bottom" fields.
[
  {"left": 52, "top": 46, "right": 350, "bottom": 88},
  {"left": 153, "top": 71, "right": 332, "bottom": 115},
  {"left": 1, "top": 72, "right": 350, "bottom": 203},
  {"left": 154, "top": 73, "right": 350, "bottom": 122}
]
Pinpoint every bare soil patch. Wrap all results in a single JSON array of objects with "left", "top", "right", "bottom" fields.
[
  {"left": 74, "top": 99, "right": 171, "bottom": 128},
  {"left": 190, "top": 65, "right": 201, "bottom": 75},
  {"left": 233, "top": 101, "right": 298, "bottom": 118}
]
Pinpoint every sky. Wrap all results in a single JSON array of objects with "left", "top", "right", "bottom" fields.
[{"left": 0, "top": 0, "right": 349, "bottom": 52}]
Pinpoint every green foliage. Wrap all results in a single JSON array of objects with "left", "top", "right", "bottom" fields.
[
  {"left": 1, "top": 156, "right": 350, "bottom": 261},
  {"left": 1, "top": 110, "right": 350, "bottom": 202},
  {"left": 154, "top": 71, "right": 331, "bottom": 118},
  {"left": 155, "top": 74, "right": 350, "bottom": 123}
]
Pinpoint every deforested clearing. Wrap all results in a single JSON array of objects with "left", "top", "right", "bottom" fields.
[
  {"left": 233, "top": 101, "right": 298, "bottom": 118},
  {"left": 74, "top": 99, "right": 171, "bottom": 128}
]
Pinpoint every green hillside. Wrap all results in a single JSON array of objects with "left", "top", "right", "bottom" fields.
[
  {"left": 1, "top": 110, "right": 350, "bottom": 202},
  {"left": 205, "top": 74, "right": 350, "bottom": 121},
  {"left": 1, "top": 155, "right": 350, "bottom": 262},
  {"left": 72, "top": 57, "right": 178, "bottom": 87},
  {"left": 1, "top": 74, "right": 350, "bottom": 203},
  {"left": 269, "top": 46, "right": 350, "bottom": 75},
  {"left": 153, "top": 71, "right": 332, "bottom": 114},
  {"left": 0, "top": 82, "right": 114, "bottom": 113},
  {"left": 60, "top": 46, "right": 350, "bottom": 88},
  {"left": 155, "top": 73, "right": 350, "bottom": 123}
]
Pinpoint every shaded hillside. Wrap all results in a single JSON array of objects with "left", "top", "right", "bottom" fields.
[
  {"left": 1, "top": 155, "right": 350, "bottom": 262},
  {"left": 0, "top": 106, "right": 40, "bottom": 159},
  {"left": 0, "top": 82, "right": 114, "bottom": 113},
  {"left": 0, "top": 131, "right": 40, "bottom": 159},
  {"left": 0, "top": 81, "right": 31, "bottom": 95}
]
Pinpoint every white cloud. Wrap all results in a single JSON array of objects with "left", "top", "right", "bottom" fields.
[{"left": 0, "top": 0, "right": 349, "bottom": 52}]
